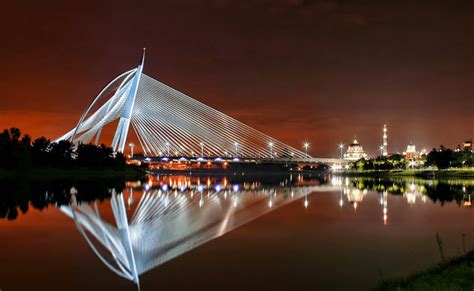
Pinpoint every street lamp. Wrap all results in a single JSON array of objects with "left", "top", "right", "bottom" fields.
[
  {"left": 268, "top": 142, "right": 273, "bottom": 158},
  {"left": 303, "top": 142, "right": 310, "bottom": 156},
  {"left": 129, "top": 143, "right": 135, "bottom": 158},
  {"left": 338, "top": 143, "right": 345, "bottom": 159},
  {"left": 379, "top": 145, "right": 384, "bottom": 157},
  {"left": 200, "top": 142, "right": 204, "bottom": 157}
]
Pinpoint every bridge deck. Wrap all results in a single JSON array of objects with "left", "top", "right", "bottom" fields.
[{"left": 133, "top": 156, "right": 346, "bottom": 165}]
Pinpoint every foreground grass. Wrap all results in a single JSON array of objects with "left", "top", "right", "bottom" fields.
[
  {"left": 434, "top": 169, "right": 474, "bottom": 178},
  {"left": 376, "top": 251, "right": 474, "bottom": 290}
]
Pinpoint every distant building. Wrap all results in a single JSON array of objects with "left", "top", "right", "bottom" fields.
[
  {"left": 382, "top": 124, "right": 388, "bottom": 156},
  {"left": 343, "top": 139, "right": 368, "bottom": 161},
  {"left": 403, "top": 142, "right": 418, "bottom": 160},
  {"left": 464, "top": 140, "right": 472, "bottom": 152}
]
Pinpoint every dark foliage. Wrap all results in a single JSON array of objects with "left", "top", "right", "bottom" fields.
[
  {"left": 426, "top": 146, "right": 474, "bottom": 169},
  {"left": 0, "top": 128, "right": 127, "bottom": 170},
  {"left": 76, "top": 143, "right": 126, "bottom": 169},
  {"left": 349, "top": 154, "right": 407, "bottom": 171}
]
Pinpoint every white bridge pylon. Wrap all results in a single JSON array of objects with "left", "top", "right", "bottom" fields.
[{"left": 57, "top": 50, "right": 310, "bottom": 158}]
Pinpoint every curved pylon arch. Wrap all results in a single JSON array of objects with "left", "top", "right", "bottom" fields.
[{"left": 55, "top": 69, "right": 136, "bottom": 144}]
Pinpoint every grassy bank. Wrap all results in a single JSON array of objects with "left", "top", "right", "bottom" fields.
[
  {"left": 0, "top": 167, "right": 146, "bottom": 180},
  {"left": 376, "top": 251, "right": 474, "bottom": 290},
  {"left": 434, "top": 169, "right": 474, "bottom": 178}
]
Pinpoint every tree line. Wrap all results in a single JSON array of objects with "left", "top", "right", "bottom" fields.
[
  {"left": 0, "top": 128, "right": 127, "bottom": 170},
  {"left": 348, "top": 146, "right": 474, "bottom": 171},
  {"left": 425, "top": 146, "right": 474, "bottom": 169},
  {"left": 348, "top": 154, "right": 407, "bottom": 171}
]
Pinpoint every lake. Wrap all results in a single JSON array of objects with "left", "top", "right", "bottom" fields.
[{"left": 1, "top": 173, "right": 473, "bottom": 290}]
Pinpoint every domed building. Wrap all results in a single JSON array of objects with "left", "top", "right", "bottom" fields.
[
  {"left": 403, "top": 142, "right": 418, "bottom": 160},
  {"left": 343, "top": 139, "right": 368, "bottom": 161}
]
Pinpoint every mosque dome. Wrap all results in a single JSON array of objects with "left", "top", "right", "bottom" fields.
[{"left": 343, "top": 139, "right": 368, "bottom": 161}]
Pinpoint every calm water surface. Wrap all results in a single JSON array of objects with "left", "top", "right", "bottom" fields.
[{"left": 1, "top": 174, "right": 473, "bottom": 290}]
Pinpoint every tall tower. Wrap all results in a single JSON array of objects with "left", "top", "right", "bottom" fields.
[{"left": 382, "top": 124, "right": 388, "bottom": 156}]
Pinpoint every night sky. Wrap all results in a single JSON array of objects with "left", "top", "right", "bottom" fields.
[{"left": 1, "top": 0, "right": 473, "bottom": 157}]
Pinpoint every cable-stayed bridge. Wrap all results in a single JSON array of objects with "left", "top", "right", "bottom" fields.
[{"left": 57, "top": 50, "right": 343, "bottom": 165}]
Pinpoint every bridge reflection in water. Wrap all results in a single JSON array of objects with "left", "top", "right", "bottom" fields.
[
  {"left": 57, "top": 174, "right": 474, "bottom": 287},
  {"left": 60, "top": 175, "right": 336, "bottom": 287}
]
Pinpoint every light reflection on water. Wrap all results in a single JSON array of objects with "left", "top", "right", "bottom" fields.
[
  {"left": 331, "top": 176, "right": 473, "bottom": 226},
  {"left": 60, "top": 174, "right": 336, "bottom": 286},
  {"left": 58, "top": 174, "right": 474, "bottom": 286},
  {"left": 331, "top": 176, "right": 474, "bottom": 207},
  {"left": 1, "top": 173, "right": 473, "bottom": 289}
]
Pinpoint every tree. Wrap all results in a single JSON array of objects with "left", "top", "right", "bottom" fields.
[
  {"left": 49, "top": 140, "right": 74, "bottom": 167},
  {"left": 9, "top": 128, "right": 21, "bottom": 142},
  {"left": 16, "top": 134, "right": 32, "bottom": 169},
  {"left": 356, "top": 158, "right": 367, "bottom": 171},
  {"left": 0, "top": 128, "right": 32, "bottom": 169},
  {"left": 0, "top": 127, "right": 132, "bottom": 171},
  {"left": 426, "top": 147, "right": 454, "bottom": 169},
  {"left": 32, "top": 137, "right": 51, "bottom": 166}
]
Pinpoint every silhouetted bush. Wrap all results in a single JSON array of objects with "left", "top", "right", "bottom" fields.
[
  {"left": 425, "top": 146, "right": 474, "bottom": 169},
  {"left": 0, "top": 128, "right": 127, "bottom": 170}
]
